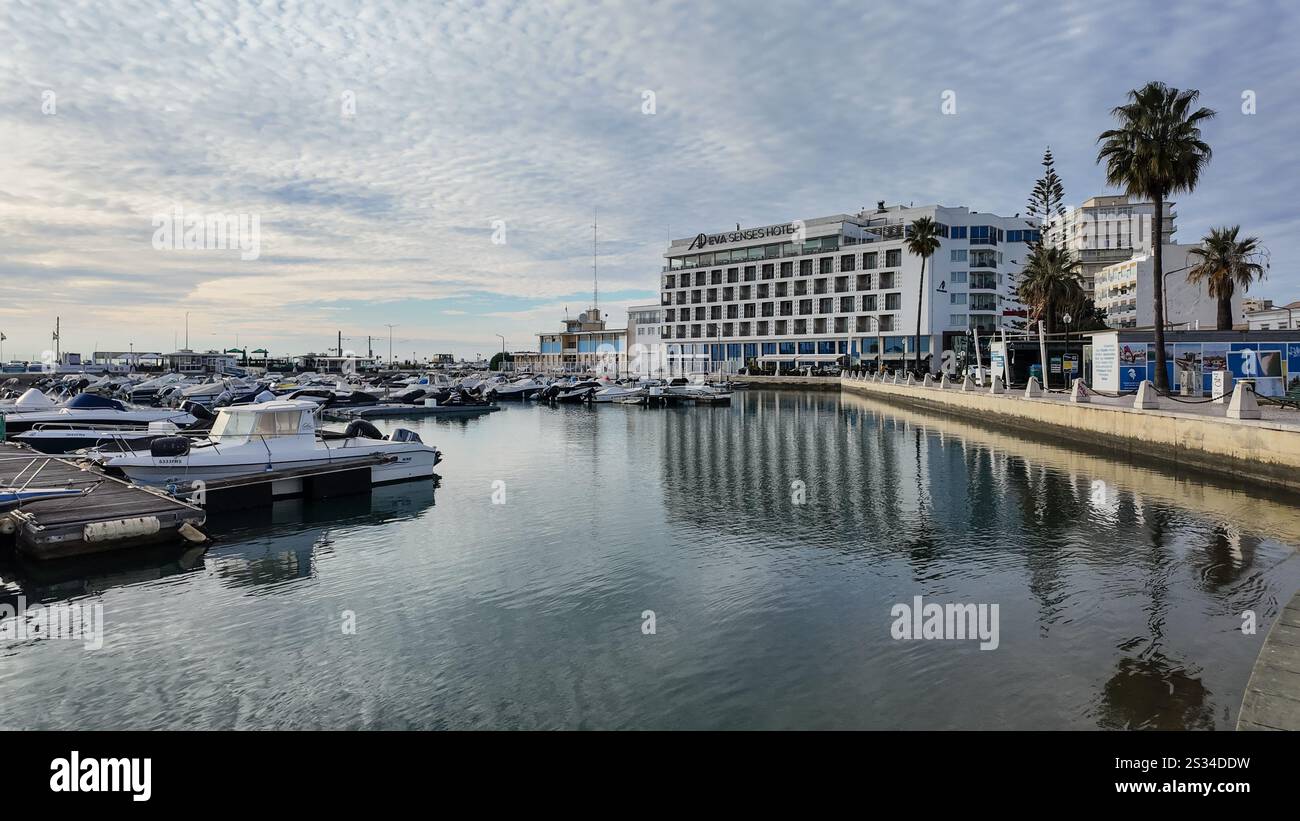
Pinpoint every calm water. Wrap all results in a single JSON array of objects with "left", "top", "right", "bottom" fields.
[{"left": 3, "top": 390, "right": 1299, "bottom": 730}]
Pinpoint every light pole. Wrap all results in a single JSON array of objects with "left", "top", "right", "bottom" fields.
[
  {"left": 494, "top": 333, "right": 506, "bottom": 371},
  {"left": 384, "top": 324, "right": 398, "bottom": 367},
  {"left": 185, "top": 312, "right": 190, "bottom": 349}
]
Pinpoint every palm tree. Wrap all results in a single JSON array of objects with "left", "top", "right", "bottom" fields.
[
  {"left": 905, "top": 217, "right": 942, "bottom": 373},
  {"left": 1186, "top": 226, "right": 1265, "bottom": 330},
  {"left": 1097, "top": 81, "right": 1215, "bottom": 392},
  {"left": 1015, "top": 245, "right": 1085, "bottom": 335}
]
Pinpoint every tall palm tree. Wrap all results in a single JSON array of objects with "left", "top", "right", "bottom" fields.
[
  {"left": 1097, "top": 81, "right": 1215, "bottom": 392},
  {"left": 1186, "top": 226, "right": 1265, "bottom": 330},
  {"left": 905, "top": 216, "right": 941, "bottom": 372},
  {"left": 1015, "top": 244, "right": 1085, "bottom": 335}
]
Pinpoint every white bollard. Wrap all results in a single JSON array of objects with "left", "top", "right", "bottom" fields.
[
  {"left": 1070, "top": 378, "right": 1090, "bottom": 404},
  {"left": 989, "top": 376, "right": 1005, "bottom": 395},
  {"left": 1023, "top": 377, "right": 1043, "bottom": 398},
  {"left": 1132, "top": 380, "right": 1160, "bottom": 410},
  {"left": 923, "top": 373, "right": 936, "bottom": 388},
  {"left": 961, "top": 375, "right": 977, "bottom": 392},
  {"left": 1227, "top": 382, "right": 1262, "bottom": 420}
]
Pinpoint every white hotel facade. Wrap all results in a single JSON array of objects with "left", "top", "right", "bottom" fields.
[{"left": 658, "top": 203, "right": 1035, "bottom": 373}]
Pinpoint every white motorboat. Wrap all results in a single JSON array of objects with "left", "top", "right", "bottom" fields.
[
  {"left": 487, "top": 376, "right": 546, "bottom": 401},
  {"left": 0, "top": 393, "right": 197, "bottom": 434},
  {"left": 97, "top": 399, "right": 441, "bottom": 492},
  {"left": 591, "top": 382, "right": 646, "bottom": 403}
]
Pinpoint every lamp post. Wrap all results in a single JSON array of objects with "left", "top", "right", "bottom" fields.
[
  {"left": 384, "top": 324, "right": 398, "bottom": 367},
  {"left": 495, "top": 334, "right": 506, "bottom": 372}
]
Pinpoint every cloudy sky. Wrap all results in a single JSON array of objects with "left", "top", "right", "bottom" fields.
[{"left": 1, "top": 0, "right": 1296, "bottom": 361}]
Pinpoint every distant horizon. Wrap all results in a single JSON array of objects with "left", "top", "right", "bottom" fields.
[{"left": 3, "top": 0, "right": 1296, "bottom": 359}]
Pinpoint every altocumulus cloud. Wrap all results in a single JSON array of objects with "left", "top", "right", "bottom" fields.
[{"left": 0, "top": 0, "right": 1296, "bottom": 356}]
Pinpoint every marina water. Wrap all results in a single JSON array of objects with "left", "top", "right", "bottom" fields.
[{"left": 3, "top": 389, "right": 1298, "bottom": 729}]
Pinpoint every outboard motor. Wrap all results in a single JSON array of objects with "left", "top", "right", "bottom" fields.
[
  {"left": 343, "top": 419, "right": 384, "bottom": 440},
  {"left": 150, "top": 436, "right": 191, "bottom": 458},
  {"left": 389, "top": 428, "right": 423, "bottom": 444},
  {"left": 180, "top": 401, "right": 216, "bottom": 422}
]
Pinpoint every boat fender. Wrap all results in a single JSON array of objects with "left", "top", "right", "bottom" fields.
[
  {"left": 84, "top": 516, "right": 161, "bottom": 543},
  {"left": 0, "top": 515, "right": 15, "bottom": 535},
  {"left": 178, "top": 522, "right": 209, "bottom": 544},
  {"left": 344, "top": 419, "right": 384, "bottom": 440}
]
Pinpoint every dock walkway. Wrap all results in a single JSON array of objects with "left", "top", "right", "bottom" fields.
[
  {"left": 1238, "top": 589, "right": 1300, "bottom": 730},
  {"left": 0, "top": 442, "right": 205, "bottom": 559}
]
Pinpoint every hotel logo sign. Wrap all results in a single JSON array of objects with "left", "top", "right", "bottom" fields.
[{"left": 687, "top": 222, "right": 801, "bottom": 251}]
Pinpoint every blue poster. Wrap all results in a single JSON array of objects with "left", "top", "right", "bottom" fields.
[
  {"left": 1118, "top": 343, "right": 1147, "bottom": 391},
  {"left": 1230, "top": 343, "right": 1285, "bottom": 397},
  {"left": 1287, "top": 343, "right": 1300, "bottom": 394}
]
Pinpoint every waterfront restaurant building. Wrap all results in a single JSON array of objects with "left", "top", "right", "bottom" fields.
[
  {"left": 524, "top": 308, "right": 627, "bottom": 373},
  {"left": 658, "top": 204, "right": 1034, "bottom": 374}
]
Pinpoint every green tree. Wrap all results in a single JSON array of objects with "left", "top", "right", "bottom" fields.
[
  {"left": 489, "top": 351, "right": 514, "bottom": 371},
  {"left": 1097, "top": 81, "right": 1215, "bottom": 391},
  {"left": 1186, "top": 225, "right": 1266, "bottom": 330},
  {"left": 905, "top": 216, "right": 942, "bottom": 372},
  {"left": 1025, "top": 146, "right": 1066, "bottom": 246},
  {"left": 1016, "top": 244, "right": 1085, "bottom": 335}
]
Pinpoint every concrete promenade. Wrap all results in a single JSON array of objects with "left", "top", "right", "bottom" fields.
[
  {"left": 840, "top": 373, "right": 1300, "bottom": 494},
  {"left": 1238, "top": 589, "right": 1300, "bottom": 730}
]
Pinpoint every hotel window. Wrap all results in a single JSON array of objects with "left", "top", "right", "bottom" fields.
[
  {"left": 706, "top": 324, "right": 717, "bottom": 338},
  {"left": 834, "top": 317, "right": 848, "bottom": 333},
  {"left": 711, "top": 270, "right": 723, "bottom": 285},
  {"left": 761, "top": 263, "right": 774, "bottom": 279},
  {"left": 885, "top": 293, "right": 901, "bottom": 311},
  {"left": 739, "top": 285, "right": 751, "bottom": 300},
  {"left": 691, "top": 325, "right": 701, "bottom": 338},
  {"left": 834, "top": 276, "right": 850, "bottom": 292},
  {"left": 780, "top": 261, "right": 793, "bottom": 277},
  {"left": 970, "top": 226, "right": 996, "bottom": 246},
  {"left": 710, "top": 306, "right": 722, "bottom": 320},
  {"left": 951, "top": 249, "right": 967, "bottom": 263},
  {"left": 776, "top": 282, "right": 788, "bottom": 297},
  {"left": 778, "top": 341, "right": 794, "bottom": 354},
  {"left": 776, "top": 321, "right": 788, "bottom": 335},
  {"left": 723, "top": 287, "right": 734, "bottom": 301},
  {"left": 665, "top": 274, "right": 676, "bottom": 288},
  {"left": 840, "top": 254, "right": 856, "bottom": 272},
  {"left": 799, "top": 259, "right": 813, "bottom": 276},
  {"left": 757, "top": 283, "right": 770, "bottom": 298},
  {"left": 818, "top": 298, "right": 833, "bottom": 314},
  {"left": 839, "top": 296, "right": 854, "bottom": 312},
  {"left": 862, "top": 294, "right": 878, "bottom": 311},
  {"left": 950, "top": 226, "right": 967, "bottom": 239},
  {"left": 727, "top": 268, "right": 739, "bottom": 283},
  {"left": 722, "top": 323, "right": 733, "bottom": 336},
  {"left": 665, "top": 309, "right": 675, "bottom": 322},
  {"left": 878, "top": 272, "right": 895, "bottom": 289},
  {"left": 814, "top": 318, "right": 827, "bottom": 334},
  {"left": 739, "top": 322, "right": 750, "bottom": 336},
  {"left": 857, "top": 273, "right": 872, "bottom": 290},
  {"left": 863, "top": 252, "right": 878, "bottom": 269},
  {"left": 885, "top": 249, "right": 901, "bottom": 267},
  {"left": 819, "top": 257, "right": 833, "bottom": 274},
  {"left": 780, "top": 300, "right": 794, "bottom": 316},
  {"left": 706, "top": 288, "right": 717, "bottom": 302},
  {"left": 743, "top": 303, "right": 756, "bottom": 318},
  {"left": 726, "top": 305, "right": 738, "bottom": 319},
  {"left": 950, "top": 292, "right": 967, "bottom": 305},
  {"left": 794, "top": 280, "right": 808, "bottom": 296},
  {"left": 761, "top": 302, "right": 774, "bottom": 317},
  {"left": 744, "top": 266, "right": 756, "bottom": 281},
  {"left": 814, "top": 278, "right": 828, "bottom": 294},
  {"left": 951, "top": 271, "right": 967, "bottom": 284},
  {"left": 694, "top": 271, "right": 705, "bottom": 286},
  {"left": 757, "top": 322, "right": 769, "bottom": 336},
  {"left": 676, "top": 292, "right": 686, "bottom": 305},
  {"left": 794, "top": 319, "right": 808, "bottom": 335}
]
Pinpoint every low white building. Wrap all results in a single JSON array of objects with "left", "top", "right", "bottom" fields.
[
  {"left": 1245, "top": 300, "right": 1299, "bottom": 330},
  {"left": 1094, "top": 244, "right": 1240, "bottom": 330}
]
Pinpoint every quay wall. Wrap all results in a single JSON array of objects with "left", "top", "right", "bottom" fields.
[
  {"left": 730, "top": 374, "right": 841, "bottom": 391},
  {"left": 841, "top": 376, "right": 1300, "bottom": 494}
]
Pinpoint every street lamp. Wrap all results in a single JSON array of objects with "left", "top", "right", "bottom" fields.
[{"left": 1062, "top": 312, "right": 1073, "bottom": 346}]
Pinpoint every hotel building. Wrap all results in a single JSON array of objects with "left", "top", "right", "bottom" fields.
[
  {"left": 1093, "top": 243, "right": 1239, "bottom": 329},
  {"left": 658, "top": 203, "right": 1034, "bottom": 373},
  {"left": 1045, "top": 195, "right": 1177, "bottom": 298}
]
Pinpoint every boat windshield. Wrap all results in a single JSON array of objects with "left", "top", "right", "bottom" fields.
[{"left": 210, "top": 410, "right": 304, "bottom": 441}]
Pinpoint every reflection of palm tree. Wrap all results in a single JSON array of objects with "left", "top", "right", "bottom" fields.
[
  {"left": 1193, "top": 524, "right": 1258, "bottom": 593},
  {"left": 1095, "top": 653, "right": 1215, "bottom": 730}
]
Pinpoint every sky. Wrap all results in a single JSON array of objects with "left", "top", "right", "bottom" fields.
[{"left": 1, "top": 0, "right": 1297, "bottom": 362}]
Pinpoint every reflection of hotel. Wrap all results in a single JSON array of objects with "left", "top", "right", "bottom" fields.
[{"left": 659, "top": 203, "right": 1033, "bottom": 373}]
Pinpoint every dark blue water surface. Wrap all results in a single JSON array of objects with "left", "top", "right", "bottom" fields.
[{"left": 3, "top": 389, "right": 1298, "bottom": 729}]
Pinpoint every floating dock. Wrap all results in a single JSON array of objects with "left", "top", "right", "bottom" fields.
[
  {"left": 0, "top": 443, "right": 206, "bottom": 560},
  {"left": 323, "top": 403, "right": 500, "bottom": 420},
  {"left": 1238, "top": 588, "right": 1300, "bottom": 730}
]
